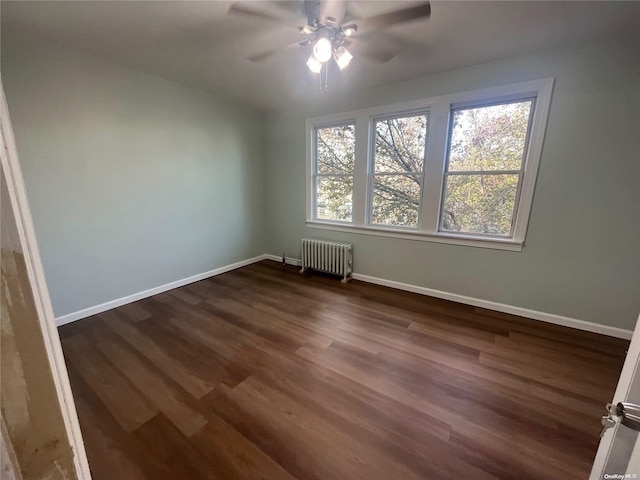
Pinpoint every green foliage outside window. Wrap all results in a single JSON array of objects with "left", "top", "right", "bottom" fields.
[
  {"left": 314, "top": 99, "right": 533, "bottom": 236},
  {"left": 442, "top": 100, "right": 532, "bottom": 235},
  {"left": 315, "top": 124, "right": 355, "bottom": 221},
  {"left": 372, "top": 114, "right": 427, "bottom": 227}
]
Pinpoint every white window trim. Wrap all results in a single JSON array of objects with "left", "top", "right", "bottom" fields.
[{"left": 305, "top": 78, "right": 555, "bottom": 251}]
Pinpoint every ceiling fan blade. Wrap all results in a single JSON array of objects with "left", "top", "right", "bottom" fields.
[
  {"left": 247, "top": 40, "right": 307, "bottom": 62},
  {"left": 357, "top": 48, "right": 396, "bottom": 64},
  {"left": 228, "top": 2, "right": 301, "bottom": 27},
  {"left": 350, "top": 1, "right": 431, "bottom": 33},
  {"left": 346, "top": 38, "right": 396, "bottom": 63},
  {"left": 247, "top": 46, "right": 285, "bottom": 62}
]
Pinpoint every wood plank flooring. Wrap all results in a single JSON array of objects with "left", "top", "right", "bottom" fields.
[{"left": 58, "top": 260, "right": 629, "bottom": 480}]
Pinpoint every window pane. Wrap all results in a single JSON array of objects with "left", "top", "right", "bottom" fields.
[
  {"left": 441, "top": 174, "right": 519, "bottom": 236},
  {"left": 448, "top": 100, "right": 532, "bottom": 172},
  {"left": 316, "top": 176, "right": 353, "bottom": 222},
  {"left": 374, "top": 115, "right": 427, "bottom": 173},
  {"left": 372, "top": 174, "right": 421, "bottom": 227},
  {"left": 316, "top": 124, "right": 355, "bottom": 174}
]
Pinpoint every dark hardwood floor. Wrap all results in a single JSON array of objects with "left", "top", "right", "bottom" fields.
[{"left": 58, "top": 260, "right": 629, "bottom": 480}]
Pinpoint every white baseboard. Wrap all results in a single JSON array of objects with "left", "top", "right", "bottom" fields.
[
  {"left": 264, "top": 254, "right": 301, "bottom": 267},
  {"left": 264, "top": 255, "right": 632, "bottom": 340},
  {"left": 55, "top": 254, "right": 268, "bottom": 326},
  {"left": 351, "top": 272, "right": 632, "bottom": 339},
  {"left": 56, "top": 252, "right": 633, "bottom": 340}
]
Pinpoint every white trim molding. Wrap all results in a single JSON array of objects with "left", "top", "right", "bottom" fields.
[
  {"left": 1, "top": 82, "right": 92, "bottom": 479},
  {"left": 306, "top": 78, "right": 555, "bottom": 251},
  {"left": 350, "top": 272, "right": 632, "bottom": 340},
  {"left": 264, "top": 255, "right": 632, "bottom": 340},
  {"left": 306, "top": 220, "right": 524, "bottom": 251},
  {"left": 265, "top": 254, "right": 302, "bottom": 267},
  {"left": 589, "top": 313, "right": 640, "bottom": 479},
  {"left": 57, "top": 252, "right": 633, "bottom": 340},
  {"left": 55, "top": 254, "right": 268, "bottom": 326}
]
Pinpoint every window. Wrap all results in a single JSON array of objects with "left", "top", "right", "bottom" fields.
[
  {"left": 441, "top": 99, "right": 533, "bottom": 236},
  {"left": 370, "top": 113, "right": 428, "bottom": 228},
  {"left": 306, "top": 78, "right": 554, "bottom": 251},
  {"left": 314, "top": 123, "right": 355, "bottom": 222}
]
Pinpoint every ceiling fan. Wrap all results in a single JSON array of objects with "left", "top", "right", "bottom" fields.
[{"left": 228, "top": 0, "right": 431, "bottom": 89}]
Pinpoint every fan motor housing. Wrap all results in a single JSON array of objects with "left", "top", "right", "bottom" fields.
[{"left": 304, "top": 0, "right": 346, "bottom": 29}]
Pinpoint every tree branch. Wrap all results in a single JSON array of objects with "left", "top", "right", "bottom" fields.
[
  {"left": 374, "top": 180, "right": 418, "bottom": 206},
  {"left": 318, "top": 134, "right": 352, "bottom": 173}
]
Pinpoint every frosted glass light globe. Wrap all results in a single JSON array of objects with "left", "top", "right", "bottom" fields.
[
  {"left": 306, "top": 55, "right": 322, "bottom": 73},
  {"left": 313, "top": 37, "right": 332, "bottom": 63}
]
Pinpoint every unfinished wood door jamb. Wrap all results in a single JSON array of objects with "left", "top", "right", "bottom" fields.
[{"left": 0, "top": 80, "right": 92, "bottom": 480}]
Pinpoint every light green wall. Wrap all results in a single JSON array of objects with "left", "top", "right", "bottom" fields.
[
  {"left": 264, "top": 40, "right": 640, "bottom": 330},
  {"left": 2, "top": 33, "right": 266, "bottom": 317},
  {"left": 3, "top": 33, "right": 639, "bottom": 330}
]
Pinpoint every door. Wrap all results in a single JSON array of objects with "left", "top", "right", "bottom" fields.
[{"left": 590, "top": 313, "right": 640, "bottom": 479}]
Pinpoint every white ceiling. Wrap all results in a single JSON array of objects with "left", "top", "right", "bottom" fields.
[{"left": 3, "top": 1, "right": 639, "bottom": 111}]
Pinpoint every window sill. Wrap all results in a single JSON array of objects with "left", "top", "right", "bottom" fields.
[{"left": 305, "top": 220, "right": 524, "bottom": 251}]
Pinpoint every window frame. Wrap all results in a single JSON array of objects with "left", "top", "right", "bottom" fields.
[
  {"left": 439, "top": 96, "right": 537, "bottom": 238},
  {"left": 368, "top": 109, "right": 430, "bottom": 230},
  {"left": 305, "top": 78, "right": 555, "bottom": 251},
  {"left": 312, "top": 120, "right": 357, "bottom": 224}
]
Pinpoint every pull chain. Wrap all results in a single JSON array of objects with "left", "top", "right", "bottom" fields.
[{"left": 320, "top": 62, "right": 328, "bottom": 95}]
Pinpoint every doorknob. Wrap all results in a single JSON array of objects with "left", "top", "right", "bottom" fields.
[
  {"left": 600, "top": 402, "right": 640, "bottom": 437},
  {"left": 614, "top": 402, "right": 640, "bottom": 432}
]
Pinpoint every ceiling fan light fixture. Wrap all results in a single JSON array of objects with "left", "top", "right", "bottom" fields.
[
  {"left": 312, "top": 36, "right": 333, "bottom": 63},
  {"left": 306, "top": 55, "right": 323, "bottom": 73},
  {"left": 342, "top": 24, "right": 357, "bottom": 37},
  {"left": 334, "top": 46, "right": 353, "bottom": 70},
  {"left": 299, "top": 24, "right": 314, "bottom": 35}
]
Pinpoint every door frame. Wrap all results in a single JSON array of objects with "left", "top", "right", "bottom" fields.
[
  {"left": 1, "top": 81, "right": 92, "bottom": 479},
  {"left": 590, "top": 313, "right": 640, "bottom": 479}
]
